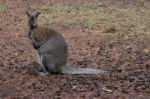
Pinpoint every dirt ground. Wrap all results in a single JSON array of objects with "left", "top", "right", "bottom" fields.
[{"left": 0, "top": 0, "right": 150, "bottom": 99}]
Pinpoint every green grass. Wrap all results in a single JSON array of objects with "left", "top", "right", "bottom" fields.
[
  {"left": 0, "top": 4, "right": 5, "bottom": 12},
  {"left": 42, "top": 4, "right": 52, "bottom": 13},
  {"left": 42, "top": 4, "right": 73, "bottom": 14},
  {"left": 83, "top": 17, "right": 96, "bottom": 26},
  {"left": 38, "top": 0, "right": 150, "bottom": 38}
]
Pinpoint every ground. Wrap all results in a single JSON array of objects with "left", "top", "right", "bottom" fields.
[{"left": 0, "top": 0, "right": 150, "bottom": 99}]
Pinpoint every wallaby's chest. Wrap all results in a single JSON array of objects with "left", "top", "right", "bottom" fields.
[
  {"left": 28, "top": 27, "right": 48, "bottom": 49},
  {"left": 32, "top": 27, "right": 47, "bottom": 41}
]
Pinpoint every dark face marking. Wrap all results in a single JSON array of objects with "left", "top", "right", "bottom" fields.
[
  {"left": 26, "top": 12, "right": 41, "bottom": 29},
  {"left": 28, "top": 16, "right": 38, "bottom": 29}
]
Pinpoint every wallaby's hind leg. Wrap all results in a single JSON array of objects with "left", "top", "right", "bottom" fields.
[
  {"left": 41, "top": 54, "right": 61, "bottom": 74},
  {"left": 38, "top": 54, "right": 49, "bottom": 75}
]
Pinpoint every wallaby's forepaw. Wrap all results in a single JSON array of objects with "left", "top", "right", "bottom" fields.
[{"left": 37, "top": 67, "right": 49, "bottom": 75}]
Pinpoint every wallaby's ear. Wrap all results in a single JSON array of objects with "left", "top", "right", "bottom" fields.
[
  {"left": 26, "top": 11, "right": 31, "bottom": 17},
  {"left": 35, "top": 12, "right": 41, "bottom": 18}
]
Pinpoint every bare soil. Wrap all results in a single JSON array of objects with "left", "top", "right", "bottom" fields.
[{"left": 0, "top": 0, "right": 150, "bottom": 99}]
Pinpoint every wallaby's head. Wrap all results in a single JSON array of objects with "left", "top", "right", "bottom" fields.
[{"left": 26, "top": 11, "right": 41, "bottom": 29}]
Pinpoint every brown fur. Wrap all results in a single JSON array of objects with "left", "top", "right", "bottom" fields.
[{"left": 33, "top": 27, "right": 58, "bottom": 41}]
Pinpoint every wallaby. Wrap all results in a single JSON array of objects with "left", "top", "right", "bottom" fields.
[{"left": 26, "top": 11, "right": 109, "bottom": 74}]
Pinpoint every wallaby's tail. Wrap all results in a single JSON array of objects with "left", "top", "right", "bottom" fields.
[{"left": 61, "top": 66, "right": 109, "bottom": 74}]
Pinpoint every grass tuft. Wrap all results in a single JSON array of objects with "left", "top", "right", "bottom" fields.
[
  {"left": 42, "top": 4, "right": 52, "bottom": 13},
  {"left": 83, "top": 17, "right": 96, "bottom": 26},
  {"left": 0, "top": 4, "right": 5, "bottom": 12}
]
